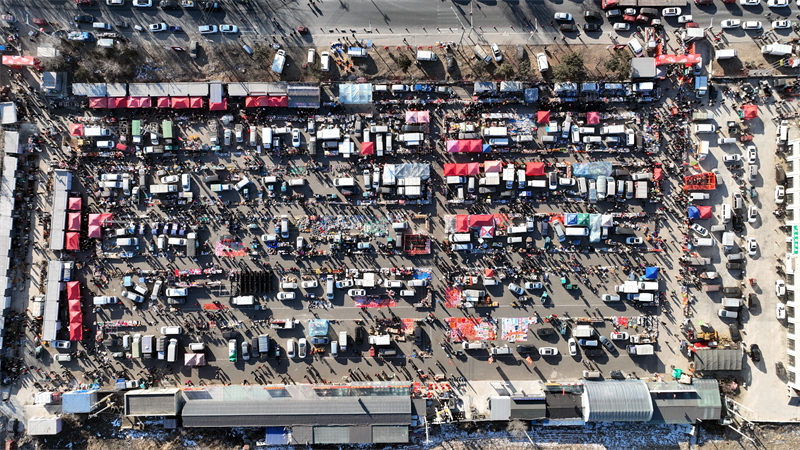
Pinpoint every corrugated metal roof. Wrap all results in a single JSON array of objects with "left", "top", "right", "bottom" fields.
[
  {"left": 372, "top": 425, "right": 409, "bottom": 443},
  {"left": 313, "top": 426, "right": 349, "bottom": 444},
  {"left": 545, "top": 391, "right": 583, "bottom": 419},
  {"left": 105, "top": 83, "right": 127, "bottom": 97},
  {"left": 71, "top": 83, "right": 106, "bottom": 97},
  {"left": 646, "top": 379, "right": 722, "bottom": 424},
  {"left": 582, "top": 380, "right": 653, "bottom": 422},
  {"left": 124, "top": 389, "right": 180, "bottom": 416},
  {"left": 694, "top": 349, "right": 743, "bottom": 371},
  {"left": 510, "top": 399, "right": 547, "bottom": 420},
  {"left": 62, "top": 390, "right": 97, "bottom": 414},
  {"left": 227, "top": 82, "right": 288, "bottom": 96}
]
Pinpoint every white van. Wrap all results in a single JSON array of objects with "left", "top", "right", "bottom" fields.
[
  {"left": 307, "top": 48, "right": 316, "bottom": 64},
  {"left": 160, "top": 326, "right": 183, "bottom": 335},
  {"left": 326, "top": 275, "right": 334, "bottom": 300},
  {"left": 167, "top": 339, "right": 178, "bottom": 363},
  {"left": 116, "top": 238, "right": 138, "bottom": 246},
  {"left": 628, "top": 38, "right": 644, "bottom": 57},
  {"left": 716, "top": 49, "right": 738, "bottom": 60},
  {"left": 333, "top": 177, "right": 355, "bottom": 187},
  {"left": 400, "top": 290, "right": 415, "bottom": 297},
  {"left": 151, "top": 281, "right": 162, "bottom": 300},
  {"left": 331, "top": 341, "right": 339, "bottom": 356},
  {"left": 721, "top": 204, "right": 732, "bottom": 223},
  {"left": 449, "top": 233, "right": 471, "bottom": 243},
  {"left": 694, "top": 124, "right": 716, "bottom": 134},
  {"left": 321, "top": 51, "right": 330, "bottom": 71},
  {"left": 287, "top": 339, "right": 296, "bottom": 358},
  {"left": 536, "top": 52, "right": 549, "bottom": 72},
  {"left": 717, "top": 137, "right": 737, "bottom": 145}
]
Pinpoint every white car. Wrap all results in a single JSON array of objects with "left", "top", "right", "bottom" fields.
[
  {"left": 277, "top": 291, "right": 295, "bottom": 300},
  {"left": 241, "top": 341, "right": 250, "bottom": 361},
  {"left": 747, "top": 238, "right": 758, "bottom": 256},
  {"left": 776, "top": 186, "right": 785, "bottom": 204},
  {"left": 335, "top": 280, "right": 354, "bottom": 289},
  {"left": 722, "top": 154, "right": 741, "bottom": 163},
  {"left": 524, "top": 282, "right": 543, "bottom": 290},
  {"left": 662, "top": 7, "right": 681, "bottom": 16},
  {"left": 199, "top": 25, "right": 219, "bottom": 34},
  {"left": 721, "top": 19, "right": 741, "bottom": 29},
  {"left": 624, "top": 8, "right": 637, "bottom": 15},
  {"left": 301, "top": 280, "right": 318, "bottom": 289},
  {"left": 746, "top": 146, "right": 757, "bottom": 164},
  {"left": 298, "top": 338, "right": 307, "bottom": 358},
  {"left": 280, "top": 282, "right": 298, "bottom": 290},
  {"left": 777, "top": 303, "right": 787, "bottom": 319},
  {"left": 691, "top": 223, "right": 709, "bottom": 236},
  {"left": 772, "top": 20, "right": 792, "bottom": 29},
  {"left": 768, "top": 0, "right": 789, "bottom": 6},
  {"left": 601, "top": 294, "right": 621, "bottom": 302},
  {"left": 107, "top": 0, "right": 125, "bottom": 5},
  {"left": 776, "top": 279, "right": 786, "bottom": 297},
  {"left": 149, "top": 23, "right": 167, "bottom": 32},
  {"left": 133, "top": 0, "right": 152, "bottom": 6},
  {"left": 220, "top": 25, "right": 239, "bottom": 34},
  {"left": 740, "top": 0, "right": 760, "bottom": 5},
  {"left": 490, "top": 43, "right": 503, "bottom": 62},
  {"left": 165, "top": 288, "right": 187, "bottom": 297},
  {"left": 613, "top": 23, "right": 630, "bottom": 32},
  {"left": 610, "top": 332, "right": 629, "bottom": 341},
  {"left": 554, "top": 13, "right": 572, "bottom": 22},
  {"left": 93, "top": 296, "right": 118, "bottom": 305},
  {"left": 508, "top": 283, "right": 525, "bottom": 295},
  {"left": 161, "top": 175, "right": 179, "bottom": 183},
  {"left": 568, "top": 338, "right": 577, "bottom": 356},
  {"left": 742, "top": 21, "right": 763, "bottom": 30},
  {"left": 677, "top": 15, "right": 692, "bottom": 24},
  {"left": 53, "top": 340, "right": 71, "bottom": 349},
  {"left": 539, "top": 347, "right": 559, "bottom": 356},
  {"left": 748, "top": 205, "right": 758, "bottom": 223},
  {"left": 625, "top": 237, "right": 643, "bottom": 245},
  {"left": 348, "top": 289, "right": 366, "bottom": 297},
  {"left": 291, "top": 128, "right": 301, "bottom": 148}
]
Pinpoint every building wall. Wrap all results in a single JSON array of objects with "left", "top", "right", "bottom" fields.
[{"left": 783, "top": 140, "right": 800, "bottom": 390}]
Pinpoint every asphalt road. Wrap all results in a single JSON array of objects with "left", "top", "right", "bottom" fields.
[{"left": 8, "top": 0, "right": 800, "bottom": 48}]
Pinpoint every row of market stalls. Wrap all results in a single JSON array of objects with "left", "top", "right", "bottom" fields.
[
  {"left": 71, "top": 82, "right": 321, "bottom": 110},
  {"left": 443, "top": 162, "right": 545, "bottom": 177},
  {"left": 66, "top": 281, "right": 82, "bottom": 341},
  {"left": 0, "top": 136, "right": 21, "bottom": 348}
]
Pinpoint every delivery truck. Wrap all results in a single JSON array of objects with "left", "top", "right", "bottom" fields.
[
  {"left": 627, "top": 344, "right": 654, "bottom": 355},
  {"left": 149, "top": 184, "right": 177, "bottom": 194},
  {"left": 271, "top": 50, "right": 286, "bottom": 74}
]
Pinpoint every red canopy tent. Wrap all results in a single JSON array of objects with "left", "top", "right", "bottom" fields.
[
  {"left": 469, "top": 215, "right": 495, "bottom": 228},
  {"left": 88, "top": 213, "right": 113, "bottom": 227},
  {"left": 467, "top": 140, "right": 482, "bottom": 153},
  {"left": 88, "top": 225, "right": 102, "bottom": 238},
  {"left": 209, "top": 99, "right": 227, "bottom": 111},
  {"left": 446, "top": 140, "right": 460, "bottom": 153},
  {"left": 587, "top": 112, "right": 600, "bottom": 125},
  {"left": 245, "top": 96, "right": 266, "bottom": 107},
  {"left": 88, "top": 97, "right": 108, "bottom": 109},
  {"left": 653, "top": 168, "right": 664, "bottom": 181},
  {"left": 127, "top": 97, "right": 152, "bottom": 108},
  {"left": 697, "top": 205, "right": 712, "bottom": 219},
  {"left": 190, "top": 97, "right": 204, "bottom": 109},
  {"left": 655, "top": 54, "right": 701, "bottom": 66},
  {"left": 156, "top": 97, "right": 170, "bottom": 108},
  {"left": 267, "top": 96, "right": 288, "bottom": 107},
  {"left": 68, "top": 197, "right": 82, "bottom": 210},
  {"left": 70, "top": 124, "right": 84, "bottom": 136},
  {"left": 171, "top": 97, "right": 190, "bottom": 109},
  {"left": 537, "top": 111, "right": 550, "bottom": 124},
  {"left": 360, "top": 142, "right": 374, "bottom": 155},
  {"left": 66, "top": 281, "right": 80, "bottom": 300},
  {"left": 107, "top": 97, "right": 127, "bottom": 108},
  {"left": 65, "top": 232, "right": 80, "bottom": 250},
  {"left": 444, "top": 163, "right": 480, "bottom": 176},
  {"left": 455, "top": 215, "right": 470, "bottom": 232},
  {"left": 67, "top": 213, "right": 81, "bottom": 231},
  {"left": 525, "top": 162, "right": 545, "bottom": 176},
  {"left": 741, "top": 104, "right": 758, "bottom": 120},
  {"left": 484, "top": 161, "right": 503, "bottom": 173},
  {"left": 2, "top": 55, "right": 40, "bottom": 69},
  {"left": 116, "top": 143, "right": 129, "bottom": 152},
  {"left": 68, "top": 300, "right": 83, "bottom": 341}
]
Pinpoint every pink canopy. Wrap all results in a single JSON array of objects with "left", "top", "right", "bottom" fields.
[
  {"left": 171, "top": 97, "right": 190, "bottom": 109},
  {"left": 446, "top": 140, "right": 460, "bottom": 153},
  {"left": 448, "top": 140, "right": 482, "bottom": 153},
  {"left": 209, "top": 99, "right": 227, "bottom": 111},
  {"left": 68, "top": 303, "right": 83, "bottom": 341},
  {"left": 67, "top": 213, "right": 81, "bottom": 231},
  {"left": 127, "top": 97, "right": 152, "bottom": 108},
  {"left": 479, "top": 226, "right": 494, "bottom": 239},
  {"left": 70, "top": 124, "right": 84, "bottom": 136},
  {"left": 525, "top": 162, "right": 545, "bottom": 177},
  {"left": 190, "top": 97, "right": 204, "bottom": 109},
  {"left": 107, "top": 97, "right": 127, "bottom": 109},
  {"left": 66, "top": 281, "right": 80, "bottom": 300},
  {"left": 87, "top": 213, "right": 113, "bottom": 227},
  {"left": 245, "top": 96, "right": 288, "bottom": 107},
  {"left": 467, "top": 140, "right": 482, "bottom": 153},
  {"left": 697, "top": 205, "right": 712, "bottom": 219},
  {"left": 537, "top": 111, "right": 550, "bottom": 124},
  {"left": 405, "top": 111, "right": 430, "bottom": 123},
  {"left": 484, "top": 161, "right": 503, "bottom": 173},
  {"left": 655, "top": 53, "right": 701, "bottom": 66},
  {"left": 88, "top": 225, "right": 102, "bottom": 238},
  {"left": 65, "top": 232, "right": 80, "bottom": 250},
  {"left": 741, "top": 104, "right": 758, "bottom": 120},
  {"left": 361, "top": 142, "right": 374, "bottom": 155},
  {"left": 455, "top": 215, "right": 470, "bottom": 233},
  {"left": 2, "top": 55, "right": 39, "bottom": 68},
  {"left": 587, "top": 112, "right": 600, "bottom": 125},
  {"left": 245, "top": 96, "right": 263, "bottom": 107},
  {"left": 157, "top": 97, "right": 170, "bottom": 108},
  {"left": 654, "top": 168, "right": 663, "bottom": 181},
  {"left": 88, "top": 97, "right": 108, "bottom": 109},
  {"left": 68, "top": 197, "right": 82, "bottom": 210},
  {"left": 443, "top": 163, "right": 480, "bottom": 176}
]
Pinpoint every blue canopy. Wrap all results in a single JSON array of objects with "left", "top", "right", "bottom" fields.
[
  {"left": 565, "top": 214, "right": 578, "bottom": 226},
  {"left": 688, "top": 206, "right": 700, "bottom": 219},
  {"left": 308, "top": 319, "right": 329, "bottom": 337},
  {"left": 644, "top": 267, "right": 659, "bottom": 280}
]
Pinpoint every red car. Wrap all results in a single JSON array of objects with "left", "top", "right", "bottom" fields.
[
  {"left": 623, "top": 14, "right": 637, "bottom": 23},
  {"left": 685, "top": 22, "right": 698, "bottom": 28},
  {"left": 75, "top": 0, "right": 94, "bottom": 4},
  {"left": 694, "top": 0, "right": 713, "bottom": 4},
  {"left": 636, "top": 14, "right": 651, "bottom": 23},
  {"left": 297, "top": 26, "right": 309, "bottom": 34}
]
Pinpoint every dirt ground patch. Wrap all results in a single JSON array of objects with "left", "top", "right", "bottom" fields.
[{"left": 711, "top": 41, "right": 793, "bottom": 77}]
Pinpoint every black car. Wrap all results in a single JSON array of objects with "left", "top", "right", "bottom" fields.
[
  {"left": 200, "top": 1, "right": 221, "bottom": 11},
  {"left": 446, "top": 54, "right": 455, "bottom": 73},
  {"left": 560, "top": 23, "right": 578, "bottom": 32},
  {"left": 599, "top": 335, "right": 616, "bottom": 353},
  {"left": 583, "top": 23, "right": 601, "bottom": 32},
  {"left": 74, "top": 15, "right": 94, "bottom": 24},
  {"left": 729, "top": 324, "right": 741, "bottom": 342},
  {"left": 160, "top": 0, "right": 179, "bottom": 9},
  {"left": 749, "top": 344, "right": 761, "bottom": 362},
  {"left": 732, "top": 214, "right": 745, "bottom": 232},
  {"left": 585, "top": 348, "right": 604, "bottom": 357},
  {"left": 355, "top": 327, "right": 364, "bottom": 345},
  {"left": 516, "top": 345, "right": 536, "bottom": 353},
  {"left": 584, "top": 11, "right": 603, "bottom": 20},
  {"left": 537, "top": 328, "right": 556, "bottom": 337},
  {"left": 609, "top": 370, "right": 624, "bottom": 379},
  {"left": 726, "top": 262, "right": 744, "bottom": 270}
]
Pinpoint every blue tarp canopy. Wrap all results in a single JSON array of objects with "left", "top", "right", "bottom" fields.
[
  {"left": 308, "top": 319, "right": 329, "bottom": 337},
  {"left": 565, "top": 214, "right": 578, "bottom": 226},
  {"left": 525, "top": 88, "right": 539, "bottom": 103},
  {"left": 688, "top": 206, "right": 701, "bottom": 219},
  {"left": 644, "top": 267, "right": 659, "bottom": 280},
  {"left": 338, "top": 84, "right": 373, "bottom": 104}
]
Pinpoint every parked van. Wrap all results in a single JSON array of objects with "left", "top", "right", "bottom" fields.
[
  {"left": 408, "top": 279, "right": 428, "bottom": 287},
  {"left": 167, "top": 339, "right": 177, "bottom": 363},
  {"left": 160, "top": 326, "right": 183, "bottom": 336},
  {"left": 334, "top": 177, "right": 355, "bottom": 187},
  {"left": 718, "top": 137, "right": 737, "bottom": 145},
  {"left": 721, "top": 204, "right": 732, "bottom": 223},
  {"left": 553, "top": 223, "right": 566, "bottom": 242},
  {"left": 446, "top": 176, "right": 466, "bottom": 184},
  {"left": 583, "top": 370, "right": 602, "bottom": 379},
  {"left": 326, "top": 275, "right": 334, "bottom": 300},
  {"left": 189, "top": 342, "right": 206, "bottom": 352},
  {"left": 573, "top": 325, "right": 595, "bottom": 338},
  {"left": 400, "top": 290, "right": 416, "bottom": 297},
  {"left": 473, "top": 45, "right": 492, "bottom": 64},
  {"left": 716, "top": 49, "right": 737, "bottom": 60},
  {"left": 628, "top": 38, "right": 644, "bottom": 57},
  {"left": 449, "top": 233, "right": 471, "bottom": 243},
  {"left": 490, "top": 346, "right": 513, "bottom": 355},
  {"left": 694, "top": 238, "right": 715, "bottom": 247},
  {"left": 116, "top": 238, "right": 138, "bottom": 246},
  {"left": 320, "top": 51, "right": 330, "bottom": 71},
  {"left": 132, "top": 334, "right": 141, "bottom": 358},
  {"left": 416, "top": 50, "right": 437, "bottom": 61},
  {"left": 722, "top": 298, "right": 742, "bottom": 309},
  {"left": 339, "top": 331, "right": 348, "bottom": 351},
  {"left": 694, "top": 124, "right": 716, "bottom": 133},
  {"left": 287, "top": 339, "right": 296, "bottom": 358},
  {"left": 462, "top": 341, "right": 487, "bottom": 350}
]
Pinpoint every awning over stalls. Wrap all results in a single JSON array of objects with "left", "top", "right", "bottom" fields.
[
  {"left": 443, "top": 163, "right": 480, "bottom": 176},
  {"left": 190, "top": 97, "right": 203, "bottom": 108},
  {"left": 171, "top": 97, "right": 190, "bottom": 109},
  {"left": 587, "top": 111, "right": 600, "bottom": 124},
  {"left": 66, "top": 281, "right": 80, "bottom": 300},
  {"left": 126, "top": 97, "right": 151, "bottom": 108},
  {"left": 156, "top": 97, "right": 170, "bottom": 108},
  {"left": 405, "top": 111, "right": 430, "bottom": 123},
  {"left": 67, "top": 213, "right": 81, "bottom": 231},
  {"left": 209, "top": 99, "right": 227, "bottom": 111},
  {"left": 446, "top": 140, "right": 483, "bottom": 153},
  {"left": 361, "top": 141, "right": 374, "bottom": 155},
  {"left": 88, "top": 225, "right": 102, "bottom": 238},
  {"left": 65, "top": 232, "right": 80, "bottom": 250},
  {"left": 484, "top": 161, "right": 503, "bottom": 173},
  {"left": 338, "top": 83, "right": 373, "bottom": 104},
  {"left": 68, "top": 197, "right": 82, "bottom": 210},
  {"left": 537, "top": 111, "right": 550, "bottom": 124},
  {"left": 740, "top": 104, "right": 758, "bottom": 120},
  {"left": 68, "top": 302, "right": 83, "bottom": 342},
  {"left": 107, "top": 97, "right": 127, "bottom": 108},
  {"left": 88, "top": 97, "right": 108, "bottom": 109},
  {"left": 525, "top": 162, "right": 545, "bottom": 176},
  {"left": 469, "top": 215, "right": 495, "bottom": 228},
  {"left": 87, "top": 213, "right": 113, "bottom": 227},
  {"left": 70, "top": 124, "right": 84, "bottom": 136}
]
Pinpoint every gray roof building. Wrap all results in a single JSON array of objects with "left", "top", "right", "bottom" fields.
[
  {"left": 124, "top": 388, "right": 182, "bottom": 417},
  {"left": 694, "top": 348, "right": 744, "bottom": 371},
  {"left": 646, "top": 379, "right": 722, "bottom": 424},
  {"left": 582, "top": 380, "right": 654, "bottom": 422}
]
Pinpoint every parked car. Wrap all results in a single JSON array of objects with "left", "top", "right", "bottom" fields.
[
  {"left": 599, "top": 335, "right": 616, "bottom": 353},
  {"left": 776, "top": 186, "right": 785, "bottom": 204},
  {"left": 721, "top": 19, "right": 741, "bottom": 28},
  {"left": 554, "top": 12, "right": 573, "bottom": 21},
  {"left": 568, "top": 338, "right": 578, "bottom": 356},
  {"left": 199, "top": 25, "right": 218, "bottom": 34},
  {"left": 539, "top": 347, "right": 559, "bottom": 356},
  {"left": 220, "top": 24, "right": 239, "bottom": 34},
  {"left": 690, "top": 223, "right": 709, "bottom": 236},
  {"left": 749, "top": 344, "right": 761, "bottom": 362}
]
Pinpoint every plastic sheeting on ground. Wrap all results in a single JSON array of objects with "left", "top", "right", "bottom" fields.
[
  {"left": 573, "top": 162, "right": 613, "bottom": 178},
  {"left": 338, "top": 84, "right": 373, "bottom": 104}
]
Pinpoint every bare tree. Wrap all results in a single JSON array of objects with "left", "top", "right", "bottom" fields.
[{"left": 506, "top": 419, "right": 528, "bottom": 438}]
